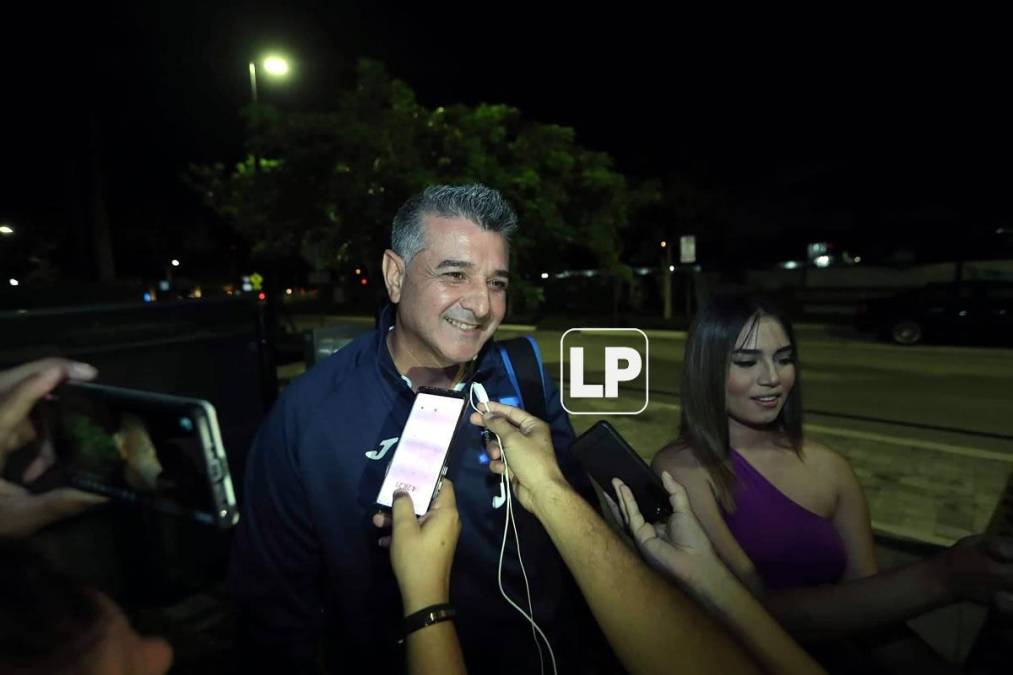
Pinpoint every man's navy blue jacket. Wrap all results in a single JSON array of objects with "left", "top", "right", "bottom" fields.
[{"left": 230, "top": 308, "right": 600, "bottom": 673}]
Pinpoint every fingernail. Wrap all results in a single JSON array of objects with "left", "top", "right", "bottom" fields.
[{"left": 70, "top": 362, "right": 97, "bottom": 378}]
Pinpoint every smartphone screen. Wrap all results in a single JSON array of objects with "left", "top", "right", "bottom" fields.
[
  {"left": 40, "top": 383, "right": 235, "bottom": 526},
  {"left": 375, "top": 391, "right": 466, "bottom": 516}
]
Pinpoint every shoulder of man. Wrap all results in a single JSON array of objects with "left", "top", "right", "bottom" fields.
[
  {"left": 284, "top": 329, "right": 379, "bottom": 407},
  {"left": 261, "top": 328, "right": 388, "bottom": 455}
]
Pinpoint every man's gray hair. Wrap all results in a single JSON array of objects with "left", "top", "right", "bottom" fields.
[{"left": 391, "top": 184, "right": 518, "bottom": 267}]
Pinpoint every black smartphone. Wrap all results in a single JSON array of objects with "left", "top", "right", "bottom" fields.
[
  {"left": 40, "top": 381, "right": 239, "bottom": 529},
  {"left": 572, "top": 421, "right": 672, "bottom": 522},
  {"left": 375, "top": 386, "right": 469, "bottom": 517}
]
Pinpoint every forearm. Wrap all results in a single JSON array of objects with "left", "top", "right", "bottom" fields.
[
  {"left": 532, "top": 480, "right": 761, "bottom": 675},
  {"left": 0, "top": 491, "right": 77, "bottom": 538},
  {"left": 696, "top": 569, "right": 824, "bottom": 675},
  {"left": 401, "top": 583, "right": 466, "bottom": 675},
  {"left": 763, "top": 558, "right": 951, "bottom": 640},
  {"left": 406, "top": 623, "right": 466, "bottom": 675},
  {"left": 0, "top": 503, "right": 51, "bottom": 537}
]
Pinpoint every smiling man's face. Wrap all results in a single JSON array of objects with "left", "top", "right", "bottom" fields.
[{"left": 388, "top": 215, "right": 509, "bottom": 367}]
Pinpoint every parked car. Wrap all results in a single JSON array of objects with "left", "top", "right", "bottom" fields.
[{"left": 855, "top": 280, "right": 1013, "bottom": 346}]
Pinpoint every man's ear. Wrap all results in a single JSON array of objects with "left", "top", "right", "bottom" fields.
[{"left": 382, "top": 250, "right": 406, "bottom": 303}]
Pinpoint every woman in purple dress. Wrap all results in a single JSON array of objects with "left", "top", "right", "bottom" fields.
[{"left": 650, "top": 294, "right": 1013, "bottom": 645}]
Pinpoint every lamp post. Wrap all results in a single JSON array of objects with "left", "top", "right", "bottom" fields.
[
  {"left": 248, "top": 54, "right": 290, "bottom": 104},
  {"left": 247, "top": 54, "right": 291, "bottom": 174}
]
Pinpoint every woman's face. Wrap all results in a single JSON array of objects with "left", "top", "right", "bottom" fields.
[{"left": 725, "top": 315, "right": 796, "bottom": 428}]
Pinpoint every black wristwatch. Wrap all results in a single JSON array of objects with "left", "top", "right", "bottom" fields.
[{"left": 398, "top": 603, "right": 456, "bottom": 644}]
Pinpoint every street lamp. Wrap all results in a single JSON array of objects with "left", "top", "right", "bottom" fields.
[
  {"left": 248, "top": 54, "right": 291, "bottom": 104},
  {"left": 166, "top": 259, "right": 180, "bottom": 289},
  {"left": 661, "top": 239, "right": 673, "bottom": 320},
  {"left": 248, "top": 54, "right": 291, "bottom": 175},
  {"left": 0, "top": 224, "right": 14, "bottom": 236}
]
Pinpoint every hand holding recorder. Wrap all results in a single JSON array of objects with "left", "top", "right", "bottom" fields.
[{"left": 467, "top": 401, "right": 569, "bottom": 515}]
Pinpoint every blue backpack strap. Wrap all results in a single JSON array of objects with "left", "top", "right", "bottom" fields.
[{"left": 496, "top": 337, "right": 547, "bottom": 420}]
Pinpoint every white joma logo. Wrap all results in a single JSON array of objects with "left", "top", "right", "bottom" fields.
[
  {"left": 367, "top": 436, "right": 507, "bottom": 509},
  {"left": 365, "top": 437, "right": 399, "bottom": 461}
]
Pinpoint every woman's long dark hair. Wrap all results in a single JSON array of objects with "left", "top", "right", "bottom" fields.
[{"left": 676, "top": 294, "right": 804, "bottom": 510}]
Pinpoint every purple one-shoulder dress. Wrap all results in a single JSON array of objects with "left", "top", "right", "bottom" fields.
[{"left": 721, "top": 449, "right": 847, "bottom": 590}]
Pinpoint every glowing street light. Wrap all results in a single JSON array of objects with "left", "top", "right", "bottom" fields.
[
  {"left": 166, "top": 259, "right": 181, "bottom": 290},
  {"left": 263, "top": 56, "right": 290, "bottom": 76},
  {"left": 0, "top": 224, "right": 14, "bottom": 236},
  {"left": 249, "top": 54, "right": 291, "bottom": 104}
]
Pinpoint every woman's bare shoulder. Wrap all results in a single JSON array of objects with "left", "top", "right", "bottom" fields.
[{"left": 651, "top": 442, "right": 706, "bottom": 477}]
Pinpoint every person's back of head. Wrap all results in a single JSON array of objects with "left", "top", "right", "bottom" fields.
[
  {"left": 0, "top": 542, "right": 105, "bottom": 674},
  {"left": 0, "top": 542, "right": 172, "bottom": 675}
]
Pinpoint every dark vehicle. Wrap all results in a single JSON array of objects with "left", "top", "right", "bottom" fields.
[{"left": 856, "top": 280, "right": 1013, "bottom": 346}]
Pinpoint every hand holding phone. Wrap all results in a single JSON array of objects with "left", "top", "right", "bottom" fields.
[
  {"left": 0, "top": 359, "right": 107, "bottom": 537},
  {"left": 615, "top": 471, "right": 726, "bottom": 592},
  {"left": 390, "top": 479, "right": 461, "bottom": 613},
  {"left": 39, "top": 382, "right": 238, "bottom": 529}
]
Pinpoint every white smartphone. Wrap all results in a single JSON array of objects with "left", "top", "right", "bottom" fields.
[{"left": 375, "top": 386, "right": 468, "bottom": 517}]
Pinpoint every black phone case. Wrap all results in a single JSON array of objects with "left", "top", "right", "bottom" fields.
[
  {"left": 44, "top": 382, "right": 239, "bottom": 529},
  {"left": 572, "top": 421, "right": 672, "bottom": 522}
]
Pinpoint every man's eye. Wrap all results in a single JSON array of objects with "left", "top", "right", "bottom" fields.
[
  {"left": 443, "top": 272, "right": 466, "bottom": 281},
  {"left": 732, "top": 360, "right": 756, "bottom": 368},
  {"left": 490, "top": 280, "right": 508, "bottom": 291}
]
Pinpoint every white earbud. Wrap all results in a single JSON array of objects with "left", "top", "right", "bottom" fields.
[{"left": 471, "top": 382, "right": 491, "bottom": 412}]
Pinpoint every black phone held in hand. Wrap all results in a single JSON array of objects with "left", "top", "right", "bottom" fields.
[
  {"left": 39, "top": 382, "right": 239, "bottom": 529},
  {"left": 572, "top": 421, "right": 672, "bottom": 522}
]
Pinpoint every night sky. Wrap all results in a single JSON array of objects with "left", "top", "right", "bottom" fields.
[{"left": 4, "top": 3, "right": 1011, "bottom": 279}]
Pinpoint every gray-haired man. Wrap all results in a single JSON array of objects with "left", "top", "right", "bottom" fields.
[{"left": 230, "top": 185, "right": 609, "bottom": 673}]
